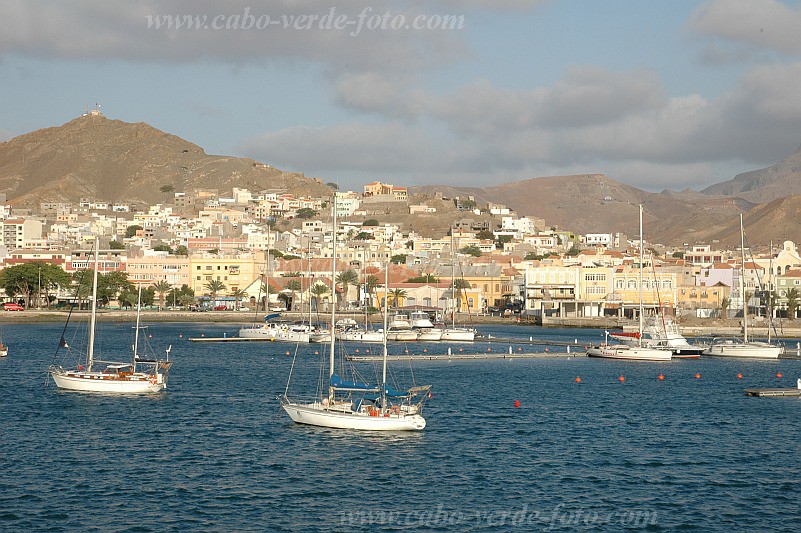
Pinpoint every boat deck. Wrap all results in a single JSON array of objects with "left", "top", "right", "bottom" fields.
[{"left": 744, "top": 388, "right": 801, "bottom": 397}]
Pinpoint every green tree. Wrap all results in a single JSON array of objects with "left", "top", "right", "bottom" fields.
[
  {"left": 310, "top": 282, "right": 329, "bottom": 317},
  {"left": 173, "top": 245, "right": 189, "bottom": 256},
  {"left": 364, "top": 274, "right": 379, "bottom": 308},
  {"left": 108, "top": 240, "right": 125, "bottom": 250},
  {"left": 672, "top": 251, "right": 685, "bottom": 259},
  {"left": 566, "top": 245, "right": 581, "bottom": 256},
  {"left": 390, "top": 254, "right": 407, "bottom": 265},
  {"left": 125, "top": 225, "right": 143, "bottom": 238},
  {"left": 460, "top": 245, "right": 482, "bottom": 257},
  {"left": 388, "top": 288, "right": 407, "bottom": 309},
  {"left": 362, "top": 219, "right": 379, "bottom": 227},
  {"left": 204, "top": 279, "right": 227, "bottom": 306},
  {"left": 476, "top": 229, "right": 494, "bottom": 240},
  {"left": 230, "top": 288, "right": 248, "bottom": 311},
  {"left": 407, "top": 275, "right": 439, "bottom": 283},
  {"left": 336, "top": 269, "right": 359, "bottom": 309},
  {"left": 153, "top": 244, "right": 172, "bottom": 253},
  {"left": 786, "top": 287, "right": 800, "bottom": 320},
  {"left": 0, "top": 262, "right": 72, "bottom": 308},
  {"left": 354, "top": 231, "right": 372, "bottom": 240},
  {"left": 296, "top": 207, "right": 317, "bottom": 219},
  {"left": 285, "top": 279, "right": 302, "bottom": 311},
  {"left": 495, "top": 235, "right": 513, "bottom": 249},
  {"left": 97, "top": 271, "right": 133, "bottom": 307},
  {"left": 151, "top": 280, "right": 172, "bottom": 310},
  {"left": 720, "top": 296, "right": 730, "bottom": 318},
  {"left": 326, "top": 182, "right": 339, "bottom": 190}
]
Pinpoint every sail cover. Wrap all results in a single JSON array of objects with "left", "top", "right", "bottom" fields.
[{"left": 331, "top": 374, "right": 376, "bottom": 391}]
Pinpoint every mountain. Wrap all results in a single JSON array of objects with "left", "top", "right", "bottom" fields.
[
  {"left": 414, "top": 174, "right": 756, "bottom": 243},
  {"left": 701, "top": 145, "right": 801, "bottom": 203},
  {"left": 0, "top": 114, "right": 331, "bottom": 208}
]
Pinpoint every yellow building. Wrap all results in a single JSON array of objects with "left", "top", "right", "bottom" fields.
[{"left": 188, "top": 252, "right": 263, "bottom": 297}]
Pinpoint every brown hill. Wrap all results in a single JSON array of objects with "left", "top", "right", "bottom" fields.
[
  {"left": 0, "top": 114, "right": 331, "bottom": 208},
  {"left": 414, "top": 174, "right": 757, "bottom": 243},
  {"left": 701, "top": 145, "right": 801, "bottom": 203}
]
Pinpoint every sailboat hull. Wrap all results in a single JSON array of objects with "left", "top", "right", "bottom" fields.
[
  {"left": 440, "top": 328, "right": 476, "bottom": 342},
  {"left": 703, "top": 342, "right": 782, "bottom": 359},
  {"left": 588, "top": 345, "right": 672, "bottom": 361},
  {"left": 50, "top": 370, "right": 165, "bottom": 393},
  {"left": 282, "top": 402, "right": 426, "bottom": 431}
]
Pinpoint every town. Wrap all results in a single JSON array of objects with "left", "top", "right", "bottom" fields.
[{"left": 1, "top": 180, "right": 800, "bottom": 326}]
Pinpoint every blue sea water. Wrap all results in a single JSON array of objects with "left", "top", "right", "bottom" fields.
[{"left": 2, "top": 322, "right": 801, "bottom": 532}]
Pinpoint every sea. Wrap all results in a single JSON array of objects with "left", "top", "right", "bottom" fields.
[{"left": 2, "top": 321, "right": 801, "bottom": 532}]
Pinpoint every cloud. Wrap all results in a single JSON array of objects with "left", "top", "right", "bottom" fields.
[
  {"left": 689, "top": 0, "right": 801, "bottom": 56},
  {"left": 243, "top": 61, "right": 801, "bottom": 192},
  {"left": 0, "top": 0, "right": 472, "bottom": 72}
]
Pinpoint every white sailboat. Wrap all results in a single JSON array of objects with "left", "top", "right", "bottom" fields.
[
  {"left": 440, "top": 231, "right": 476, "bottom": 342},
  {"left": 49, "top": 238, "right": 172, "bottom": 393},
  {"left": 589, "top": 205, "right": 671, "bottom": 362},
  {"left": 703, "top": 215, "right": 783, "bottom": 359},
  {"left": 280, "top": 200, "right": 430, "bottom": 431}
]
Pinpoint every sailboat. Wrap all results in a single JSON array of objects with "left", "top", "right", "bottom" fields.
[
  {"left": 280, "top": 200, "right": 431, "bottom": 431},
  {"left": 588, "top": 205, "right": 671, "bottom": 361},
  {"left": 49, "top": 238, "right": 172, "bottom": 393},
  {"left": 440, "top": 230, "right": 476, "bottom": 342},
  {"left": 703, "top": 215, "right": 783, "bottom": 359}
]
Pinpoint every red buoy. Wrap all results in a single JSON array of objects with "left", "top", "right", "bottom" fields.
[
  {"left": 737, "top": 373, "right": 743, "bottom": 379},
  {"left": 575, "top": 376, "right": 581, "bottom": 383},
  {"left": 618, "top": 375, "right": 625, "bottom": 382},
  {"left": 514, "top": 400, "right": 520, "bottom": 408},
  {"left": 695, "top": 373, "right": 701, "bottom": 379},
  {"left": 777, "top": 372, "right": 783, "bottom": 378},
  {"left": 658, "top": 374, "right": 665, "bottom": 381}
]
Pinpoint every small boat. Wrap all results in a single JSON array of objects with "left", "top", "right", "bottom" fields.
[
  {"left": 49, "top": 237, "right": 172, "bottom": 394},
  {"left": 385, "top": 313, "right": 419, "bottom": 341},
  {"left": 409, "top": 310, "right": 442, "bottom": 341}
]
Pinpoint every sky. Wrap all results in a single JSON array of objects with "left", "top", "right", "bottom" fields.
[{"left": 2, "top": 0, "right": 801, "bottom": 193}]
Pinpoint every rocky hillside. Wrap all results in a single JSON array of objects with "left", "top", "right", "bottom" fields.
[
  {"left": 0, "top": 114, "right": 332, "bottom": 208},
  {"left": 701, "top": 145, "right": 801, "bottom": 203}
]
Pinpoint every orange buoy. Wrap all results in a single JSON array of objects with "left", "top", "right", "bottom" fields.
[
  {"left": 777, "top": 372, "right": 783, "bottom": 378},
  {"left": 405, "top": 348, "right": 409, "bottom": 353},
  {"left": 514, "top": 399, "right": 520, "bottom": 408},
  {"left": 658, "top": 374, "right": 665, "bottom": 381},
  {"left": 286, "top": 351, "right": 290, "bottom": 356},
  {"left": 737, "top": 373, "right": 743, "bottom": 379},
  {"left": 201, "top": 333, "right": 205, "bottom": 337},
  {"left": 459, "top": 348, "right": 463, "bottom": 352},
  {"left": 618, "top": 375, "right": 625, "bottom": 382},
  {"left": 575, "top": 376, "right": 581, "bottom": 383},
  {"left": 355, "top": 349, "right": 359, "bottom": 353},
  {"left": 545, "top": 347, "right": 549, "bottom": 352},
  {"left": 423, "top": 348, "right": 427, "bottom": 353},
  {"left": 366, "top": 349, "right": 370, "bottom": 353},
  {"left": 487, "top": 347, "right": 491, "bottom": 352},
  {"left": 314, "top": 351, "right": 318, "bottom": 355},
  {"left": 695, "top": 373, "right": 701, "bottom": 379},
  {"left": 518, "top": 347, "right": 522, "bottom": 351}
]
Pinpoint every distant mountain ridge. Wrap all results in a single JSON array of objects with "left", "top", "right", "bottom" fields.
[
  {"left": 701, "top": 145, "right": 801, "bottom": 203},
  {"left": 0, "top": 114, "right": 331, "bottom": 208}
]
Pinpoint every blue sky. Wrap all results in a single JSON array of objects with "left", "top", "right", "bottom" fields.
[{"left": 2, "top": 0, "right": 801, "bottom": 193}]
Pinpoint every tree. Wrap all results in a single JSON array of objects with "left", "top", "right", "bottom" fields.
[
  {"left": 495, "top": 235, "right": 512, "bottom": 249},
  {"left": 310, "top": 283, "right": 329, "bottom": 315},
  {"left": 296, "top": 207, "right": 317, "bottom": 219},
  {"left": 566, "top": 245, "right": 581, "bottom": 256},
  {"left": 364, "top": 274, "right": 379, "bottom": 308},
  {"left": 230, "top": 288, "right": 248, "bottom": 311},
  {"left": 390, "top": 254, "right": 407, "bottom": 265},
  {"left": 460, "top": 245, "right": 482, "bottom": 257},
  {"left": 720, "top": 296, "right": 730, "bottom": 319},
  {"left": 153, "top": 244, "right": 172, "bottom": 253},
  {"left": 125, "top": 225, "right": 143, "bottom": 238},
  {"left": 389, "top": 288, "right": 407, "bottom": 309},
  {"left": 167, "top": 284, "right": 194, "bottom": 308},
  {"left": 786, "top": 288, "right": 800, "bottom": 320},
  {"left": 98, "top": 271, "right": 133, "bottom": 307},
  {"left": 407, "top": 275, "right": 439, "bottom": 283},
  {"left": 0, "top": 262, "right": 70, "bottom": 308},
  {"left": 336, "top": 269, "right": 358, "bottom": 308},
  {"left": 524, "top": 252, "right": 551, "bottom": 261},
  {"left": 204, "top": 279, "right": 227, "bottom": 306},
  {"left": 362, "top": 219, "right": 379, "bottom": 227},
  {"left": 354, "top": 231, "right": 372, "bottom": 240},
  {"left": 476, "top": 229, "right": 494, "bottom": 240},
  {"left": 285, "top": 279, "right": 302, "bottom": 311},
  {"left": 672, "top": 251, "right": 685, "bottom": 259},
  {"left": 151, "top": 280, "right": 172, "bottom": 310},
  {"left": 326, "top": 182, "right": 339, "bottom": 190},
  {"left": 173, "top": 245, "right": 189, "bottom": 256},
  {"left": 159, "top": 184, "right": 175, "bottom": 203},
  {"left": 108, "top": 240, "right": 125, "bottom": 250}
]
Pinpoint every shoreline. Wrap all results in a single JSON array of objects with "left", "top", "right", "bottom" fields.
[{"left": 4, "top": 309, "right": 801, "bottom": 338}]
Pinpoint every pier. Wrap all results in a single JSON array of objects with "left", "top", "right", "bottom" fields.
[{"left": 346, "top": 351, "right": 586, "bottom": 362}]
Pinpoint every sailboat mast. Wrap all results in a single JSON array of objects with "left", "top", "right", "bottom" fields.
[
  {"left": 133, "top": 285, "right": 142, "bottom": 368},
  {"left": 381, "top": 265, "right": 389, "bottom": 414},
  {"left": 638, "top": 205, "right": 644, "bottom": 347},
  {"left": 450, "top": 229, "right": 456, "bottom": 326},
  {"left": 87, "top": 237, "right": 100, "bottom": 371},
  {"left": 740, "top": 214, "right": 748, "bottom": 343},
  {"left": 329, "top": 195, "right": 337, "bottom": 382}
]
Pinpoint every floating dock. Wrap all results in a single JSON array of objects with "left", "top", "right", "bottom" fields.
[
  {"left": 744, "top": 388, "right": 801, "bottom": 397},
  {"left": 346, "top": 352, "right": 586, "bottom": 362},
  {"left": 189, "top": 336, "right": 274, "bottom": 342}
]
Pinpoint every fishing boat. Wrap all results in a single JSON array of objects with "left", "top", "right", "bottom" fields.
[
  {"left": 703, "top": 215, "right": 783, "bottom": 359},
  {"left": 48, "top": 238, "right": 172, "bottom": 393},
  {"left": 280, "top": 201, "right": 430, "bottom": 431},
  {"left": 588, "top": 205, "right": 671, "bottom": 362}
]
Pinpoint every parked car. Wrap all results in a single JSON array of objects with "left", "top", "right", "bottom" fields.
[
  {"left": 214, "top": 305, "right": 228, "bottom": 311},
  {"left": 3, "top": 302, "right": 24, "bottom": 311}
]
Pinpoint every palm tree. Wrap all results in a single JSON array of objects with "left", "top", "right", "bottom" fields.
[
  {"left": 285, "top": 279, "right": 302, "bottom": 312},
  {"left": 720, "top": 296, "right": 730, "bottom": 319},
  {"left": 310, "top": 282, "right": 330, "bottom": 319},
  {"left": 364, "top": 274, "right": 379, "bottom": 308},
  {"left": 786, "top": 287, "right": 800, "bottom": 320},
  {"left": 230, "top": 288, "right": 248, "bottom": 311},
  {"left": 336, "top": 269, "right": 358, "bottom": 309},
  {"left": 389, "top": 288, "right": 407, "bottom": 310},
  {"left": 204, "top": 279, "right": 227, "bottom": 308},
  {"left": 151, "top": 280, "right": 171, "bottom": 310}
]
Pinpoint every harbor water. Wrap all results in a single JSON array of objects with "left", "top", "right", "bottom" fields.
[{"left": 2, "top": 322, "right": 800, "bottom": 531}]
